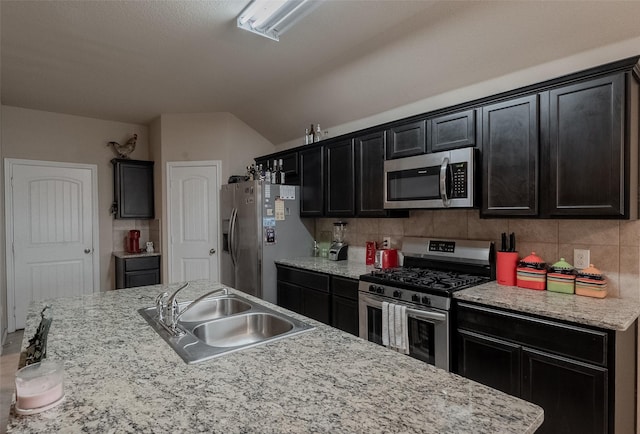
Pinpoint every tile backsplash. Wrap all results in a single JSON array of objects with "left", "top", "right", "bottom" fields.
[
  {"left": 314, "top": 210, "right": 640, "bottom": 300},
  {"left": 112, "top": 219, "right": 161, "bottom": 253}
]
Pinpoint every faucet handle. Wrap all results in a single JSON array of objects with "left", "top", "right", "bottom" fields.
[{"left": 155, "top": 291, "right": 168, "bottom": 320}]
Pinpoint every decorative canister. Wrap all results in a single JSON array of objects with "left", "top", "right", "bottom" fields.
[
  {"left": 575, "top": 264, "right": 608, "bottom": 298},
  {"left": 516, "top": 252, "right": 547, "bottom": 290},
  {"left": 546, "top": 258, "right": 576, "bottom": 294}
]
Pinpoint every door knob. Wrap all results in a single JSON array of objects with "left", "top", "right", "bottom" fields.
[
  {"left": 209, "top": 248, "right": 216, "bottom": 255},
  {"left": 84, "top": 248, "right": 92, "bottom": 254}
]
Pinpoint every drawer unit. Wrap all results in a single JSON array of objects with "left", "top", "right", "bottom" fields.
[{"left": 115, "top": 255, "right": 161, "bottom": 289}]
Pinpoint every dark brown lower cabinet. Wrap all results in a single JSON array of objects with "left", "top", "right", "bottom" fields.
[
  {"left": 455, "top": 301, "right": 636, "bottom": 434},
  {"left": 276, "top": 265, "right": 359, "bottom": 335},
  {"left": 115, "top": 255, "right": 161, "bottom": 289},
  {"left": 522, "top": 348, "right": 607, "bottom": 434},
  {"left": 331, "top": 276, "right": 359, "bottom": 336}
]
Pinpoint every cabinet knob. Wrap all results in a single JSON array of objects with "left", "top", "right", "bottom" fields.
[
  {"left": 84, "top": 248, "right": 92, "bottom": 254},
  {"left": 209, "top": 248, "right": 216, "bottom": 255}
]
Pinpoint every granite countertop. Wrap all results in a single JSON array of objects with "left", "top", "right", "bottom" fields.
[
  {"left": 112, "top": 250, "right": 161, "bottom": 259},
  {"left": 7, "top": 281, "right": 543, "bottom": 433},
  {"left": 454, "top": 282, "right": 640, "bottom": 331},
  {"left": 275, "top": 257, "right": 373, "bottom": 279}
]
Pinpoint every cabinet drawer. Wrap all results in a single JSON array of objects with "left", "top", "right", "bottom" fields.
[
  {"left": 125, "top": 269, "right": 160, "bottom": 287},
  {"left": 456, "top": 302, "right": 608, "bottom": 366},
  {"left": 276, "top": 266, "right": 330, "bottom": 293},
  {"left": 125, "top": 256, "right": 160, "bottom": 272},
  {"left": 331, "top": 276, "right": 358, "bottom": 300}
]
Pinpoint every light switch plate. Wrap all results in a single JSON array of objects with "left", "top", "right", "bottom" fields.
[{"left": 574, "top": 249, "right": 590, "bottom": 270}]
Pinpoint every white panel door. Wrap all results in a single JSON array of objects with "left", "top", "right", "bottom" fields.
[
  {"left": 9, "top": 162, "right": 96, "bottom": 330},
  {"left": 168, "top": 162, "right": 220, "bottom": 283}
]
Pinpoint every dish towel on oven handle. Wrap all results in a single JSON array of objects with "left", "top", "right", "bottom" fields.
[
  {"left": 394, "top": 304, "right": 409, "bottom": 354},
  {"left": 388, "top": 303, "right": 396, "bottom": 349},
  {"left": 381, "top": 301, "right": 389, "bottom": 346}
]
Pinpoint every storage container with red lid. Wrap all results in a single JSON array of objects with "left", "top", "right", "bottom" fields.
[{"left": 517, "top": 252, "right": 547, "bottom": 290}]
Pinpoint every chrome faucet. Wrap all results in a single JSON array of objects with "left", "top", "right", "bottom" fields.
[{"left": 155, "top": 283, "right": 229, "bottom": 336}]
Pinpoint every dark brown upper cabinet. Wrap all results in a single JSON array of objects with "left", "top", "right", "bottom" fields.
[
  {"left": 299, "top": 146, "right": 324, "bottom": 217},
  {"left": 325, "top": 139, "right": 355, "bottom": 217},
  {"left": 355, "top": 131, "right": 388, "bottom": 217},
  {"left": 112, "top": 159, "right": 155, "bottom": 219},
  {"left": 542, "top": 73, "right": 627, "bottom": 218},
  {"left": 429, "top": 109, "right": 476, "bottom": 152},
  {"left": 386, "top": 120, "right": 427, "bottom": 159},
  {"left": 481, "top": 95, "right": 539, "bottom": 217},
  {"left": 255, "top": 149, "right": 299, "bottom": 185}
]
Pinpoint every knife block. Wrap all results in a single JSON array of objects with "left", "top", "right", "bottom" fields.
[{"left": 497, "top": 252, "right": 519, "bottom": 286}]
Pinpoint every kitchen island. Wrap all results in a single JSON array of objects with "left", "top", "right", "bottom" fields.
[{"left": 6, "top": 281, "right": 543, "bottom": 433}]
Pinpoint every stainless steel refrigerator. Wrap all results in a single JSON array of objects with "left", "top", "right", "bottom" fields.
[{"left": 220, "top": 180, "right": 314, "bottom": 304}]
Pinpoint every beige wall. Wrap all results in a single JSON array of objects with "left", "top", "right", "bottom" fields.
[
  {"left": 278, "top": 35, "right": 640, "bottom": 151},
  {"left": 0, "top": 106, "right": 149, "bottom": 295},
  {"left": 153, "top": 112, "right": 275, "bottom": 280},
  {"left": 0, "top": 0, "right": 4, "bottom": 345}
]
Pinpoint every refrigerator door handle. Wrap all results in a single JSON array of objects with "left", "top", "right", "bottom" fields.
[{"left": 229, "top": 207, "right": 238, "bottom": 266}]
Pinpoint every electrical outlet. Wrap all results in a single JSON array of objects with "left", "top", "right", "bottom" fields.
[
  {"left": 383, "top": 236, "right": 391, "bottom": 248},
  {"left": 574, "top": 248, "right": 590, "bottom": 270}
]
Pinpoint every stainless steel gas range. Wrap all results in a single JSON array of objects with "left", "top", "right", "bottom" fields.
[{"left": 358, "top": 237, "right": 495, "bottom": 371}]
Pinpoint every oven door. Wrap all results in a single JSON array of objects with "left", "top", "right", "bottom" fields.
[{"left": 358, "top": 292, "right": 450, "bottom": 371}]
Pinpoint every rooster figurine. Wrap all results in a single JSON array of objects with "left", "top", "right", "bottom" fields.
[{"left": 108, "top": 134, "right": 137, "bottom": 159}]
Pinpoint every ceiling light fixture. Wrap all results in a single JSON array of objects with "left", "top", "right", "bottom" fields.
[{"left": 237, "top": 0, "right": 322, "bottom": 41}]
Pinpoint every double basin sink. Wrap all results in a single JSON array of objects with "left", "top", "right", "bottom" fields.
[{"left": 139, "top": 292, "right": 314, "bottom": 364}]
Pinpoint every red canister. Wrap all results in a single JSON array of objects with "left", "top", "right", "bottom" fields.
[{"left": 128, "top": 230, "right": 140, "bottom": 253}]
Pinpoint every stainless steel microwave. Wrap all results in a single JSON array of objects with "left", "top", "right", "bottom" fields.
[{"left": 384, "top": 147, "right": 476, "bottom": 209}]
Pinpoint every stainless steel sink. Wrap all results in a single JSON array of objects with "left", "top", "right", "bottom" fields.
[
  {"left": 139, "top": 293, "right": 313, "bottom": 364},
  {"left": 178, "top": 296, "right": 251, "bottom": 323},
  {"left": 192, "top": 312, "right": 293, "bottom": 347}
]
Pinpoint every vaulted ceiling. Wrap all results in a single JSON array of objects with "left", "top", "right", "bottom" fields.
[{"left": 3, "top": 1, "right": 640, "bottom": 145}]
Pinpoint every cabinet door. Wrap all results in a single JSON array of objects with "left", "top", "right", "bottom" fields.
[
  {"left": 386, "top": 120, "right": 427, "bottom": 159},
  {"left": 280, "top": 151, "right": 300, "bottom": 185},
  {"left": 325, "top": 140, "right": 355, "bottom": 216},
  {"left": 355, "top": 131, "right": 387, "bottom": 217},
  {"left": 302, "top": 287, "right": 331, "bottom": 324},
  {"left": 522, "top": 347, "right": 608, "bottom": 434},
  {"left": 456, "top": 329, "right": 521, "bottom": 397},
  {"left": 481, "top": 95, "right": 539, "bottom": 216},
  {"left": 544, "top": 74, "right": 625, "bottom": 217},
  {"left": 331, "top": 296, "right": 359, "bottom": 336},
  {"left": 277, "top": 281, "right": 303, "bottom": 314},
  {"left": 113, "top": 159, "right": 155, "bottom": 219},
  {"left": 430, "top": 109, "right": 475, "bottom": 152},
  {"left": 299, "top": 146, "right": 324, "bottom": 217}
]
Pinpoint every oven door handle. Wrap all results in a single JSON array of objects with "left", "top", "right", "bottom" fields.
[
  {"left": 439, "top": 157, "right": 452, "bottom": 208},
  {"left": 406, "top": 307, "right": 447, "bottom": 323}
]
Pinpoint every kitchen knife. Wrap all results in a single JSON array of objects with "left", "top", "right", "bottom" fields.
[
  {"left": 509, "top": 232, "right": 516, "bottom": 252},
  {"left": 501, "top": 233, "right": 507, "bottom": 252}
]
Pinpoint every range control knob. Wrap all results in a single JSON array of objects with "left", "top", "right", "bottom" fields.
[
  {"left": 421, "top": 296, "right": 431, "bottom": 306},
  {"left": 368, "top": 285, "right": 376, "bottom": 292},
  {"left": 393, "top": 290, "right": 402, "bottom": 298},
  {"left": 376, "top": 286, "right": 385, "bottom": 294},
  {"left": 411, "top": 294, "right": 420, "bottom": 302}
]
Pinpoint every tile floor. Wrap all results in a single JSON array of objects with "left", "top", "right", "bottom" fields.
[{"left": 1, "top": 331, "right": 24, "bottom": 434}]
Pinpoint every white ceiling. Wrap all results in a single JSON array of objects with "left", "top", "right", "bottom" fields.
[{"left": 3, "top": 1, "right": 640, "bottom": 145}]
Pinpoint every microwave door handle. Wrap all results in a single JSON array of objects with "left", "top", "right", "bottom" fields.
[{"left": 439, "top": 157, "right": 452, "bottom": 207}]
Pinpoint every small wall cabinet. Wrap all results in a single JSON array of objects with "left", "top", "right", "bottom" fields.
[
  {"left": 112, "top": 159, "right": 155, "bottom": 219},
  {"left": 115, "top": 255, "right": 161, "bottom": 289},
  {"left": 385, "top": 120, "right": 427, "bottom": 159}
]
